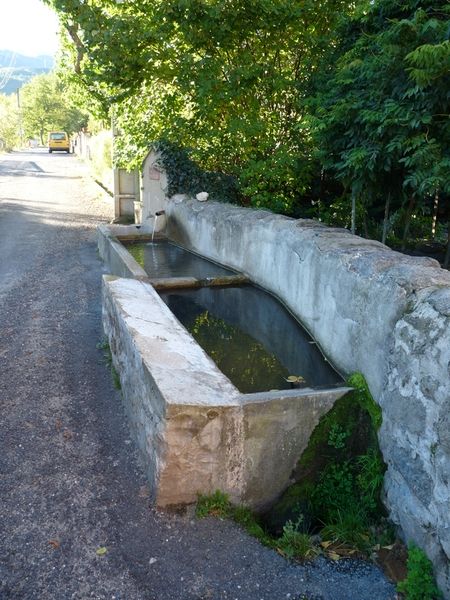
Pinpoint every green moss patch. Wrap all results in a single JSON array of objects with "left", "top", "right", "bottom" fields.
[
  {"left": 197, "top": 374, "right": 392, "bottom": 561},
  {"left": 263, "top": 373, "right": 386, "bottom": 550}
]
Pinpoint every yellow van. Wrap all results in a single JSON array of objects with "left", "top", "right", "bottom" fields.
[{"left": 48, "top": 132, "right": 70, "bottom": 153}]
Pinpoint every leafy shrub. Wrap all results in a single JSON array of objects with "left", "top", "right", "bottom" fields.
[
  {"left": 397, "top": 544, "right": 442, "bottom": 599},
  {"left": 197, "top": 374, "right": 388, "bottom": 559},
  {"left": 265, "top": 373, "right": 387, "bottom": 554},
  {"left": 89, "top": 130, "right": 113, "bottom": 192},
  {"left": 312, "top": 461, "right": 355, "bottom": 521},
  {"left": 327, "top": 422, "right": 350, "bottom": 449}
]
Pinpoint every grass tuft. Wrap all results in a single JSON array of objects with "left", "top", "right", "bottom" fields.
[{"left": 97, "top": 338, "right": 121, "bottom": 390}]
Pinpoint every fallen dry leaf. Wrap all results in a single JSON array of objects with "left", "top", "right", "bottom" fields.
[
  {"left": 286, "top": 375, "right": 305, "bottom": 383},
  {"left": 138, "top": 486, "right": 150, "bottom": 498},
  {"left": 48, "top": 539, "right": 60, "bottom": 549}
]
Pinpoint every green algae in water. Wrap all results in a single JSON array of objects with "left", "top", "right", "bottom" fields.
[
  {"left": 124, "top": 240, "right": 235, "bottom": 280},
  {"left": 189, "top": 309, "right": 290, "bottom": 393},
  {"left": 126, "top": 242, "right": 146, "bottom": 267},
  {"left": 161, "top": 285, "right": 342, "bottom": 393}
]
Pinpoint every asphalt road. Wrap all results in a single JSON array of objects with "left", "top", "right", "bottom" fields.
[{"left": 0, "top": 149, "right": 396, "bottom": 600}]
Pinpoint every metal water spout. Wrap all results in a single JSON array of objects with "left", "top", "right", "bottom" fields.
[{"left": 152, "top": 210, "right": 166, "bottom": 242}]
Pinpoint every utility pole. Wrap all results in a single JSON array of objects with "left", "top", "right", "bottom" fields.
[{"left": 16, "top": 87, "right": 24, "bottom": 148}]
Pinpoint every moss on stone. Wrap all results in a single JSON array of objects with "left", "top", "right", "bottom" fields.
[
  {"left": 263, "top": 373, "right": 386, "bottom": 542},
  {"left": 347, "top": 372, "right": 383, "bottom": 430}
]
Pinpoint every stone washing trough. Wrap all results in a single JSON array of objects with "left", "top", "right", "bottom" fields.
[
  {"left": 98, "top": 223, "right": 351, "bottom": 511},
  {"left": 99, "top": 201, "right": 450, "bottom": 594},
  {"left": 99, "top": 161, "right": 450, "bottom": 596}
]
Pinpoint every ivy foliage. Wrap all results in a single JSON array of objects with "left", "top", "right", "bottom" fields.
[{"left": 154, "top": 141, "right": 240, "bottom": 205}]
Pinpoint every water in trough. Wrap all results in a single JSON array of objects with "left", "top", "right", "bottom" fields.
[
  {"left": 124, "top": 240, "right": 236, "bottom": 280},
  {"left": 160, "top": 285, "right": 342, "bottom": 394},
  {"left": 125, "top": 240, "right": 342, "bottom": 393}
]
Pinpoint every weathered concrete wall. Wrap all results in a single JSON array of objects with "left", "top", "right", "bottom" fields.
[
  {"left": 102, "top": 275, "right": 242, "bottom": 505},
  {"left": 241, "top": 390, "right": 342, "bottom": 510},
  {"left": 141, "top": 150, "right": 168, "bottom": 230},
  {"left": 166, "top": 197, "right": 450, "bottom": 596},
  {"left": 102, "top": 275, "right": 350, "bottom": 510}
]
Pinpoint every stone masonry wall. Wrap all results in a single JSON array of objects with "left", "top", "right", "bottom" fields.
[
  {"left": 166, "top": 197, "right": 450, "bottom": 596},
  {"left": 381, "top": 288, "right": 450, "bottom": 593}
]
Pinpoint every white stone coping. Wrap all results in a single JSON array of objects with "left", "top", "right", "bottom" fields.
[
  {"left": 104, "top": 275, "right": 240, "bottom": 406},
  {"left": 97, "top": 223, "right": 154, "bottom": 280},
  {"left": 102, "top": 223, "right": 154, "bottom": 237}
]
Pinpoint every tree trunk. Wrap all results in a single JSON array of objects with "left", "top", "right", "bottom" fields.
[
  {"left": 401, "top": 195, "right": 415, "bottom": 251},
  {"left": 363, "top": 210, "right": 369, "bottom": 239},
  {"left": 431, "top": 189, "right": 439, "bottom": 240},
  {"left": 381, "top": 193, "right": 391, "bottom": 245},
  {"left": 444, "top": 223, "right": 450, "bottom": 269},
  {"left": 351, "top": 193, "right": 356, "bottom": 235},
  {"left": 445, "top": 198, "right": 450, "bottom": 269}
]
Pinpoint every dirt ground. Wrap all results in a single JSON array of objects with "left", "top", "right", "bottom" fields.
[{"left": 0, "top": 149, "right": 396, "bottom": 600}]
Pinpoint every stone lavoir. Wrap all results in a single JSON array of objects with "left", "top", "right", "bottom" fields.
[
  {"left": 99, "top": 189, "right": 450, "bottom": 597},
  {"left": 100, "top": 230, "right": 351, "bottom": 511}
]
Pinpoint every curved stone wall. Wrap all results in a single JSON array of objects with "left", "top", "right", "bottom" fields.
[{"left": 166, "top": 197, "right": 450, "bottom": 597}]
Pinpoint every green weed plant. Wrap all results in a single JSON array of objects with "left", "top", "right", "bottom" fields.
[
  {"left": 97, "top": 338, "right": 121, "bottom": 390},
  {"left": 196, "top": 490, "right": 272, "bottom": 547},
  {"left": 264, "top": 373, "right": 387, "bottom": 554},
  {"left": 397, "top": 544, "right": 442, "bottom": 599},
  {"left": 197, "top": 375, "right": 391, "bottom": 564},
  {"left": 277, "top": 516, "right": 317, "bottom": 560}
]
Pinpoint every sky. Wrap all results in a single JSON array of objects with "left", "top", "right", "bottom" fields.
[{"left": 0, "top": 0, "right": 59, "bottom": 57}]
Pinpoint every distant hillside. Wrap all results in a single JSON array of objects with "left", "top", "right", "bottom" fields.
[{"left": 0, "top": 50, "right": 54, "bottom": 95}]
